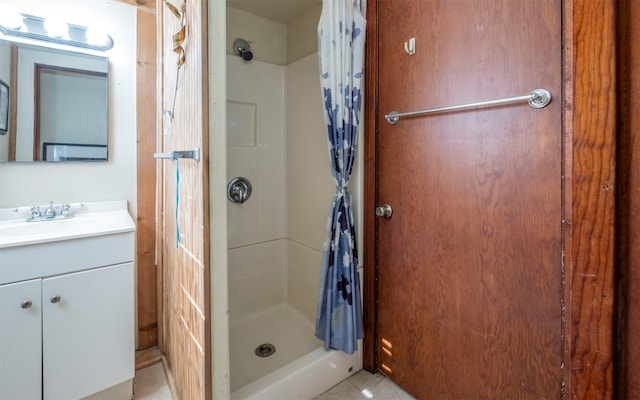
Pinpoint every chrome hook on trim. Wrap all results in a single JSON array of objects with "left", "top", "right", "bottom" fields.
[{"left": 404, "top": 37, "right": 416, "bottom": 55}]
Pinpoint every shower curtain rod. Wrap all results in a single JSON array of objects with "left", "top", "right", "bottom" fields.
[{"left": 384, "top": 88, "right": 552, "bottom": 125}]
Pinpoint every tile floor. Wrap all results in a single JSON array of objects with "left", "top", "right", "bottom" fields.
[
  {"left": 133, "top": 362, "right": 172, "bottom": 400},
  {"left": 133, "top": 361, "right": 415, "bottom": 400},
  {"left": 314, "top": 370, "right": 416, "bottom": 400}
]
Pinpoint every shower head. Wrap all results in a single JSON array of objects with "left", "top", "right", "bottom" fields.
[{"left": 233, "top": 38, "right": 253, "bottom": 61}]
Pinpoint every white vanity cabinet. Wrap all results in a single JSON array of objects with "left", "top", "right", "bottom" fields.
[
  {"left": 0, "top": 201, "right": 135, "bottom": 400},
  {"left": 43, "top": 262, "right": 134, "bottom": 400},
  {"left": 0, "top": 279, "right": 42, "bottom": 400},
  {"left": 0, "top": 264, "right": 134, "bottom": 400}
]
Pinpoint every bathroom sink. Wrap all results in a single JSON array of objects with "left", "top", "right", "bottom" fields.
[
  {"left": 0, "top": 201, "right": 135, "bottom": 248},
  {"left": 0, "top": 200, "right": 136, "bottom": 285}
]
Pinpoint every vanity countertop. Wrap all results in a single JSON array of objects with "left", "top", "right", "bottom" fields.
[{"left": 0, "top": 200, "right": 135, "bottom": 249}]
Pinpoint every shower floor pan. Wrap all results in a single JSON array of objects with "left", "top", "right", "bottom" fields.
[{"left": 230, "top": 304, "right": 322, "bottom": 392}]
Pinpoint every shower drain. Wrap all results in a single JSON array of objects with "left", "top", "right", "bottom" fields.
[{"left": 254, "top": 343, "right": 276, "bottom": 358}]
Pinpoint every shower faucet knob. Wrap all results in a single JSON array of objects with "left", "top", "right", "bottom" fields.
[{"left": 227, "top": 177, "right": 252, "bottom": 204}]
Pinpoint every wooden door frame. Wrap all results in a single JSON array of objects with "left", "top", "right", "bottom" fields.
[
  {"left": 615, "top": 1, "right": 640, "bottom": 397},
  {"left": 363, "top": 1, "right": 617, "bottom": 398},
  {"left": 134, "top": 5, "right": 159, "bottom": 352},
  {"left": 114, "top": 0, "right": 159, "bottom": 354}
]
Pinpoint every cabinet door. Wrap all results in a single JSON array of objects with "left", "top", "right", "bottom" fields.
[
  {"left": 0, "top": 279, "right": 42, "bottom": 400},
  {"left": 42, "top": 263, "right": 134, "bottom": 400}
]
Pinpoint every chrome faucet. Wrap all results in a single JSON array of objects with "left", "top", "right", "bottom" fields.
[
  {"left": 26, "top": 202, "right": 74, "bottom": 222},
  {"left": 61, "top": 203, "right": 71, "bottom": 217},
  {"left": 30, "top": 205, "right": 41, "bottom": 219},
  {"left": 44, "top": 201, "right": 57, "bottom": 219}
]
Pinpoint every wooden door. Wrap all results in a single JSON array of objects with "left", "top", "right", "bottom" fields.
[
  {"left": 158, "top": 0, "right": 210, "bottom": 399},
  {"left": 375, "top": 1, "right": 563, "bottom": 398}
]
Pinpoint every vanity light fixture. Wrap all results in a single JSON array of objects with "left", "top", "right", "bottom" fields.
[{"left": 0, "top": 8, "right": 113, "bottom": 51}]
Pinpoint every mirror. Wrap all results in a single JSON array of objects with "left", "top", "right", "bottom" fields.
[{"left": 0, "top": 39, "right": 109, "bottom": 162}]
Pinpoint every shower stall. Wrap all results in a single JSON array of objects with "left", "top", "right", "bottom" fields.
[{"left": 225, "top": 5, "right": 363, "bottom": 398}]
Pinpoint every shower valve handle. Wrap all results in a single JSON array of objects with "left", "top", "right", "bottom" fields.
[{"left": 227, "top": 177, "right": 252, "bottom": 204}]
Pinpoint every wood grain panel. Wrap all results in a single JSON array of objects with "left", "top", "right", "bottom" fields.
[
  {"left": 136, "top": 7, "right": 158, "bottom": 350},
  {"left": 568, "top": 0, "right": 616, "bottom": 398},
  {"left": 365, "top": 0, "right": 618, "bottom": 398},
  {"left": 615, "top": 0, "right": 640, "bottom": 398},
  {"left": 116, "top": 0, "right": 156, "bottom": 10},
  {"left": 375, "top": 1, "right": 562, "bottom": 398},
  {"left": 159, "top": 0, "right": 210, "bottom": 398},
  {"left": 362, "top": 0, "right": 378, "bottom": 372}
]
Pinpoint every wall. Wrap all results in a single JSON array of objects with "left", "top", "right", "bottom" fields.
[
  {"left": 286, "top": 51, "right": 334, "bottom": 321},
  {"left": 0, "top": 0, "right": 137, "bottom": 218},
  {"left": 209, "top": 0, "right": 230, "bottom": 397},
  {"left": 286, "top": 4, "right": 321, "bottom": 64},
  {"left": 226, "top": 4, "right": 321, "bottom": 66},
  {"left": 227, "top": 55, "right": 287, "bottom": 320},
  {"left": 226, "top": 7, "right": 287, "bottom": 65}
]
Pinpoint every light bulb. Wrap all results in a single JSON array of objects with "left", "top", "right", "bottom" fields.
[
  {"left": 0, "top": 6, "right": 23, "bottom": 30},
  {"left": 44, "top": 18, "right": 68, "bottom": 38}
]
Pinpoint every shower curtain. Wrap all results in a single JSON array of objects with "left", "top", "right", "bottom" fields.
[{"left": 315, "top": 0, "right": 366, "bottom": 355}]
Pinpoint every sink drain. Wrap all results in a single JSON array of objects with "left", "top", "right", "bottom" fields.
[{"left": 254, "top": 343, "right": 276, "bottom": 358}]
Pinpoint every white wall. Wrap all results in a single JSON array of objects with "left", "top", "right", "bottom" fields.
[
  {"left": 208, "top": 1, "right": 229, "bottom": 397},
  {"left": 227, "top": 55, "right": 287, "bottom": 320},
  {"left": 226, "top": 4, "right": 320, "bottom": 66},
  {"left": 226, "top": 7, "right": 287, "bottom": 65},
  {"left": 0, "top": 0, "right": 137, "bottom": 218},
  {"left": 286, "top": 51, "right": 334, "bottom": 322},
  {"left": 227, "top": 57, "right": 286, "bottom": 248},
  {"left": 286, "top": 4, "right": 321, "bottom": 64}
]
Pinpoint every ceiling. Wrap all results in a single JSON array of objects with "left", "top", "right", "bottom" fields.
[{"left": 226, "top": 0, "right": 322, "bottom": 24}]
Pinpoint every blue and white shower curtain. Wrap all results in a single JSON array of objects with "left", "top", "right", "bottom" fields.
[{"left": 315, "top": 0, "right": 366, "bottom": 355}]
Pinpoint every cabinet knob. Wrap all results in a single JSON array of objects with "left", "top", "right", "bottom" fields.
[
  {"left": 50, "top": 295, "right": 61, "bottom": 304},
  {"left": 21, "top": 301, "right": 32, "bottom": 309}
]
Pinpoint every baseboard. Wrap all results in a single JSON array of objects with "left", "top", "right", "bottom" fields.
[{"left": 135, "top": 346, "right": 162, "bottom": 370}]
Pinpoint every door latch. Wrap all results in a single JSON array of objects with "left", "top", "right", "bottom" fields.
[{"left": 375, "top": 204, "right": 393, "bottom": 218}]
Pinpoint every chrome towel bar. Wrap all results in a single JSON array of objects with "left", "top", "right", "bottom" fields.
[
  {"left": 385, "top": 88, "right": 552, "bottom": 125},
  {"left": 154, "top": 148, "right": 200, "bottom": 161}
]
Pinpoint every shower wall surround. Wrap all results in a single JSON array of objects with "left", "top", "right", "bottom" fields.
[
  {"left": 225, "top": 4, "right": 365, "bottom": 396},
  {"left": 286, "top": 53, "right": 335, "bottom": 322},
  {"left": 227, "top": 56, "right": 288, "bottom": 320},
  {"left": 227, "top": 51, "right": 333, "bottom": 323}
]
